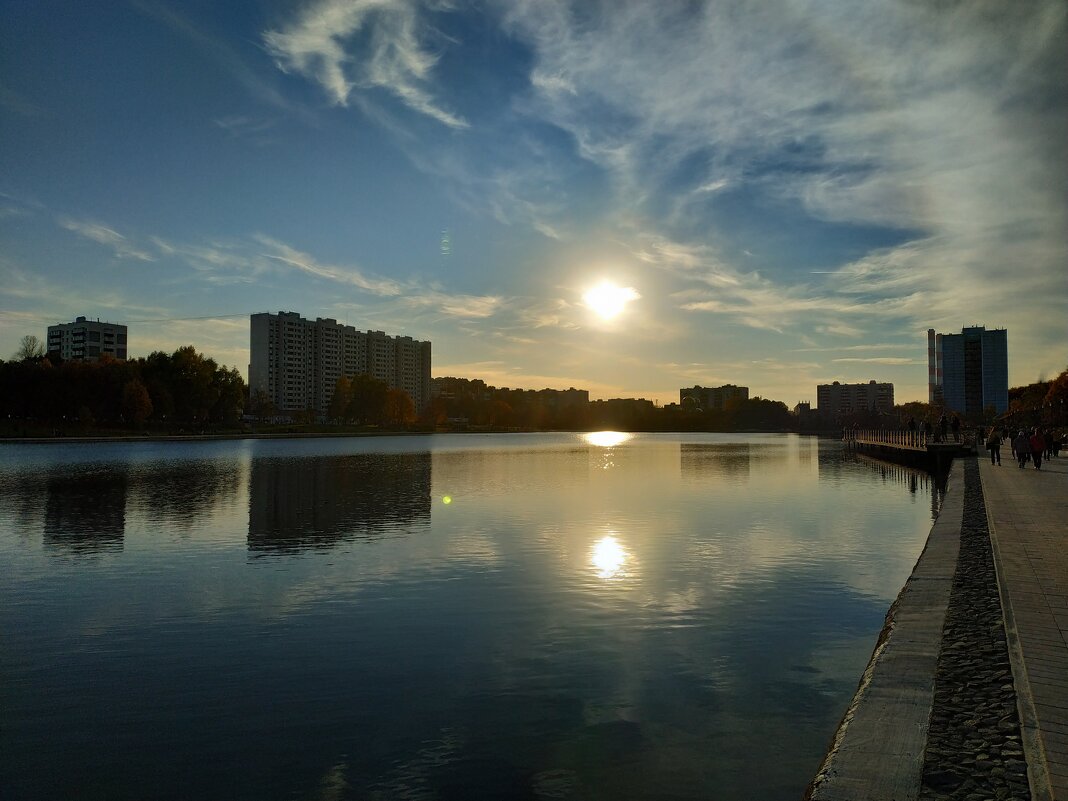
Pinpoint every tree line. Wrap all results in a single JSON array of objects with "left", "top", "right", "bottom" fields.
[
  {"left": 1, "top": 346, "right": 245, "bottom": 432},
  {"left": 425, "top": 378, "right": 796, "bottom": 432}
]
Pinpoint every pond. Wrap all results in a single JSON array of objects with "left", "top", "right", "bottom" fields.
[{"left": 0, "top": 433, "right": 941, "bottom": 800}]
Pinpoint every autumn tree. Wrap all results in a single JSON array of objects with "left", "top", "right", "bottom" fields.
[
  {"left": 121, "top": 379, "right": 153, "bottom": 426},
  {"left": 383, "top": 388, "right": 416, "bottom": 427}
]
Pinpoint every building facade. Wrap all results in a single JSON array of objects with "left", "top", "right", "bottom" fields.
[
  {"left": 679, "top": 384, "right": 749, "bottom": 410},
  {"left": 249, "top": 312, "right": 431, "bottom": 416},
  {"left": 816, "top": 380, "right": 894, "bottom": 418},
  {"left": 927, "top": 326, "right": 1007, "bottom": 415},
  {"left": 47, "top": 316, "right": 128, "bottom": 362}
]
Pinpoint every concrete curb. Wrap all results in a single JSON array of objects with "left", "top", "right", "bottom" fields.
[{"left": 806, "top": 461, "right": 962, "bottom": 801}]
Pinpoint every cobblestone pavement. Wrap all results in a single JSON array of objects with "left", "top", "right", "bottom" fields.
[{"left": 918, "top": 459, "right": 1030, "bottom": 801}]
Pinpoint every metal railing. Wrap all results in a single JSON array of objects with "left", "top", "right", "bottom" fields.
[{"left": 842, "top": 429, "right": 939, "bottom": 449}]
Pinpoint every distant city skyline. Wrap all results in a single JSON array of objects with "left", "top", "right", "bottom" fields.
[{"left": 2, "top": 1, "right": 1065, "bottom": 405}]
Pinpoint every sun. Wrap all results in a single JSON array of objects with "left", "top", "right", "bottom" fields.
[{"left": 583, "top": 281, "right": 640, "bottom": 320}]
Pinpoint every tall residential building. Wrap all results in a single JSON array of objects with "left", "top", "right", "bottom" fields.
[
  {"left": 816, "top": 380, "right": 894, "bottom": 417},
  {"left": 249, "top": 312, "right": 431, "bottom": 416},
  {"left": 927, "top": 326, "right": 1008, "bottom": 414},
  {"left": 47, "top": 316, "right": 128, "bottom": 362},
  {"left": 679, "top": 384, "right": 749, "bottom": 410}
]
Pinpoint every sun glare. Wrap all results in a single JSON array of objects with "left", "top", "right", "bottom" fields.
[
  {"left": 584, "top": 431, "right": 631, "bottom": 448},
  {"left": 583, "top": 281, "right": 639, "bottom": 320},
  {"left": 591, "top": 535, "right": 628, "bottom": 579}
]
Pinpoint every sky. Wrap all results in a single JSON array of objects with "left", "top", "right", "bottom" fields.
[{"left": 1, "top": 0, "right": 1065, "bottom": 405}]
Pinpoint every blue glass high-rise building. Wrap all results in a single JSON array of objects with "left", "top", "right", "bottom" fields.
[{"left": 927, "top": 326, "right": 1008, "bottom": 415}]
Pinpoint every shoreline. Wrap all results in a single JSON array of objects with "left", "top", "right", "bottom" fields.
[
  {"left": 806, "top": 461, "right": 963, "bottom": 800},
  {"left": 807, "top": 456, "right": 1038, "bottom": 801},
  {"left": 0, "top": 428, "right": 836, "bottom": 445}
]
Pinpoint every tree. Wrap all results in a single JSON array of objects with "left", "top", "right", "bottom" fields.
[
  {"left": 346, "top": 374, "right": 388, "bottom": 425},
  {"left": 121, "top": 379, "right": 153, "bottom": 426},
  {"left": 329, "top": 377, "right": 353, "bottom": 422},
  {"left": 383, "top": 388, "right": 416, "bottom": 427},
  {"left": 210, "top": 366, "right": 246, "bottom": 425},
  {"left": 14, "top": 335, "right": 45, "bottom": 361}
]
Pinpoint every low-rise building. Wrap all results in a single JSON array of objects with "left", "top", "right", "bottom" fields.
[
  {"left": 47, "top": 316, "right": 128, "bottom": 362},
  {"left": 679, "top": 384, "right": 749, "bottom": 411}
]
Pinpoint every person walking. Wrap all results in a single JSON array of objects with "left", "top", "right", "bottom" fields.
[
  {"left": 907, "top": 416, "right": 917, "bottom": 447},
  {"left": 951, "top": 414, "right": 961, "bottom": 443},
  {"left": 1014, "top": 430, "right": 1031, "bottom": 468},
  {"left": 938, "top": 414, "right": 948, "bottom": 443},
  {"left": 986, "top": 429, "right": 1002, "bottom": 466},
  {"left": 1030, "top": 428, "right": 1045, "bottom": 470}
]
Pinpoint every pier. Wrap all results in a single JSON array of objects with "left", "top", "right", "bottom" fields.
[{"left": 844, "top": 429, "right": 977, "bottom": 471}]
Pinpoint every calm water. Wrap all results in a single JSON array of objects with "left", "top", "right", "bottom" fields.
[{"left": 0, "top": 433, "right": 941, "bottom": 800}]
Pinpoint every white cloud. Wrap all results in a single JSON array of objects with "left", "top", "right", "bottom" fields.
[
  {"left": 58, "top": 217, "right": 155, "bottom": 261},
  {"left": 263, "top": 0, "right": 468, "bottom": 129}
]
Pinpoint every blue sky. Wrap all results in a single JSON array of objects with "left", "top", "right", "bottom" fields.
[{"left": 2, "top": 0, "right": 1065, "bottom": 404}]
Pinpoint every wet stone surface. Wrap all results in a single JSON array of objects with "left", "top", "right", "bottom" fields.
[{"left": 918, "top": 459, "right": 1031, "bottom": 801}]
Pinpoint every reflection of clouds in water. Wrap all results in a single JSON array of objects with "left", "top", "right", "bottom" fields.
[
  {"left": 127, "top": 459, "right": 243, "bottom": 532},
  {"left": 315, "top": 761, "right": 351, "bottom": 801},
  {"left": 367, "top": 728, "right": 465, "bottom": 801}
]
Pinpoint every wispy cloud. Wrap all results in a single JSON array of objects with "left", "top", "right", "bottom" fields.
[
  {"left": 0, "top": 260, "right": 168, "bottom": 320},
  {"left": 264, "top": 0, "right": 468, "bottom": 129},
  {"left": 254, "top": 235, "right": 406, "bottom": 296},
  {"left": 832, "top": 357, "right": 920, "bottom": 365},
  {"left": 58, "top": 217, "right": 155, "bottom": 261}
]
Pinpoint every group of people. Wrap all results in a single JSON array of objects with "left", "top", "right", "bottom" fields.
[
  {"left": 904, "top": 413, "right": 963, "bottom": 446},
  {"left": 982, "top": 426, "right": 1063, "bottom": 468}
]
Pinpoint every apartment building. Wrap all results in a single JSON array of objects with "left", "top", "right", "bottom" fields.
[
  {"left": 249, "top": 312, "right": 431, "bottom": 416},
  {"left": 816, "top": 380, "right": 894, "bottom": 417},
  {"left": 46, "top": 316, "right": 128, "bottom": 362},
  {"left": 679, "top": 384, "right": 749, "bottom": 410}
]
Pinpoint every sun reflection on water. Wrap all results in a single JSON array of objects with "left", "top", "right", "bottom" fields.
[
  {"left": 583, "top": 431, "right": 631, "bottom": 448},
  {"left": 591, "top": 535, "right": 628, "bottom": 579}
]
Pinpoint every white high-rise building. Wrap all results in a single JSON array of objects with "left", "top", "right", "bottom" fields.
[{"left": 249, "top": 312, "right": 431, "bottom": 416}]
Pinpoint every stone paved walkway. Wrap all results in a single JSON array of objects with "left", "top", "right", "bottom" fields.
[{"left": 979, "top": 451, "right": 1068, "bottom": 801}]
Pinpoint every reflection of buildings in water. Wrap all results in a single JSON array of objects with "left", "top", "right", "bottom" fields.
[
  {"left": 679, "top": 444, "right": 751, "bottom": 482},
  {"left": 44, "top": 468, "right": 127, "bottom": 554},
  {"left": 817, "top": 441, "right": 946, "bottom": 517},
  {"left": 248, "top": 453, "right": 432, "bottom": 554},
  {"left": 128, "top": 460, "right": 242, "bottom": 529},
  {"left": 855, "top": 454, "right": 947, "bottom": 518}
]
